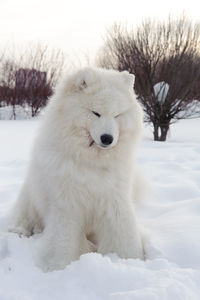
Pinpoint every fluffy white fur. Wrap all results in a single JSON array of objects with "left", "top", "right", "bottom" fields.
[{"left": 10, "top": 67, "right": 145, "bottom": 271}]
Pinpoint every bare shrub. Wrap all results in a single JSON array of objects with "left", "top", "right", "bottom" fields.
[
  {"left": 98, "top": 15, "right": 200, "bottom": 141},
  {"left": 0, "top": 44, "right": 65, "bottom": 118}
]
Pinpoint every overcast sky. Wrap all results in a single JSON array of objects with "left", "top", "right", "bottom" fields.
[{"left": 0, "top": 0, "right": 200, "bottom": 64}]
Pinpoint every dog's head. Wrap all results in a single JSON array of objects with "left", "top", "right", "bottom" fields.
[{"left": 54, "top": 67, "right": 143, "bottom": 152}]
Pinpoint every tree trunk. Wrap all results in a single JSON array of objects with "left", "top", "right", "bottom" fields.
[
  {"left": 160, "top": 124, "right": 169, "bottom": 141},
  {"left": 12, "top": 104, "right": 16, "bottom": 120},
  {"left": 31, "top": 106, "right": 35, "bottom": 117},
  {"left": 153, "top": 122, "right": 169, "bottom": 141},
  {"left": 153, "top": 123, "right": 159, "bottom": 141}
]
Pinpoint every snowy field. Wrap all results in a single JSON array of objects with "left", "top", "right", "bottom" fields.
[{"left": 0, "top": 118, "right": 200, "bottom": 299}]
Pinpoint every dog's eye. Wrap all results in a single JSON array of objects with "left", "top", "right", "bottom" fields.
[{"left": 92, "top": 111, "right": 101, "bottom": 118}]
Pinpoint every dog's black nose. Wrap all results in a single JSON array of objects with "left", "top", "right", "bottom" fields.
[{"left": 100, "top": 134, "right": 113, "bottom": 146}]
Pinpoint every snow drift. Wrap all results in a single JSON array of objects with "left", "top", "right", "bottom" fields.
[{"left": 0, "top": 119, "right": 200, "bottom": 299}]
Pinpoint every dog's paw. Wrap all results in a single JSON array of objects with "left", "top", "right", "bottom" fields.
[
  {"left": 8, "top": 226, "right": 32, "bottom": 237},
  {"left": 37, "top": 255, "right": 68, "bottom": 272}
]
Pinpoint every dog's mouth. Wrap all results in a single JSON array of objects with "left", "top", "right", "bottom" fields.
[
  {"left": 89, "top": 140, "right": 95, "bottom": 147},
  {"left": 88, "top": 132, "right": 95, "bottom": 147},
  {"left": 88, "top": 135, "right": 105, "bottom": 149}
]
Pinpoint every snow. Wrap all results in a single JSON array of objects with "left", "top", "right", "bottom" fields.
[
  {"left": 0, "top": 105, "right": 33, "bottom": 120},
  {"left": 153, "top": 82, "right": 169, "bottom": 104},
  {"left": 0, "top": 118, "right": 200, "bottom": 299}
]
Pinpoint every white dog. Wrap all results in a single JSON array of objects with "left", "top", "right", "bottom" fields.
[{"left": 10, "top": 67, "right": 145, "bottom": 271}]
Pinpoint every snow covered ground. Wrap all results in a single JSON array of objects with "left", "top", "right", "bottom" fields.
[{"left": 0, "top": 118, "right": 200, "bottom": 300}]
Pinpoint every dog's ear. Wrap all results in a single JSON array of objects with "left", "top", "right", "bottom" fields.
[
  {"left": 121, "top": 71, "right": 135, "bottom": 87},
  {"left": 66, "top": 68, "right": 94, "bottom": 93},
  {"left": 79, "top": 79, "right": 88, "bottom": 90}
]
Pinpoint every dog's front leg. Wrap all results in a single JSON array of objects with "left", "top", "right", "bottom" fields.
[
  {"left": 37, "top": 209, "right": 83, "bottom": 272},
  {"left": 97, "top": 201, "right": 144, "bottom": 260}
]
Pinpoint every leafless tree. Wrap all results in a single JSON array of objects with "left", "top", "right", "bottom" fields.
[
  {"left": 15, "top": 68, "right": 51, "bottom": 117},
  {"left": 0, "top": 44, "right": 65, "bottom": 118},
  {"left": 16, "top": 43, "right": 65, "bottom": 116},
  {"left": 98, "top": 16, "right": 200, "bottom": 141},
  {"left": 0, "top": 59, "right": 18, "bottom": 118}
]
